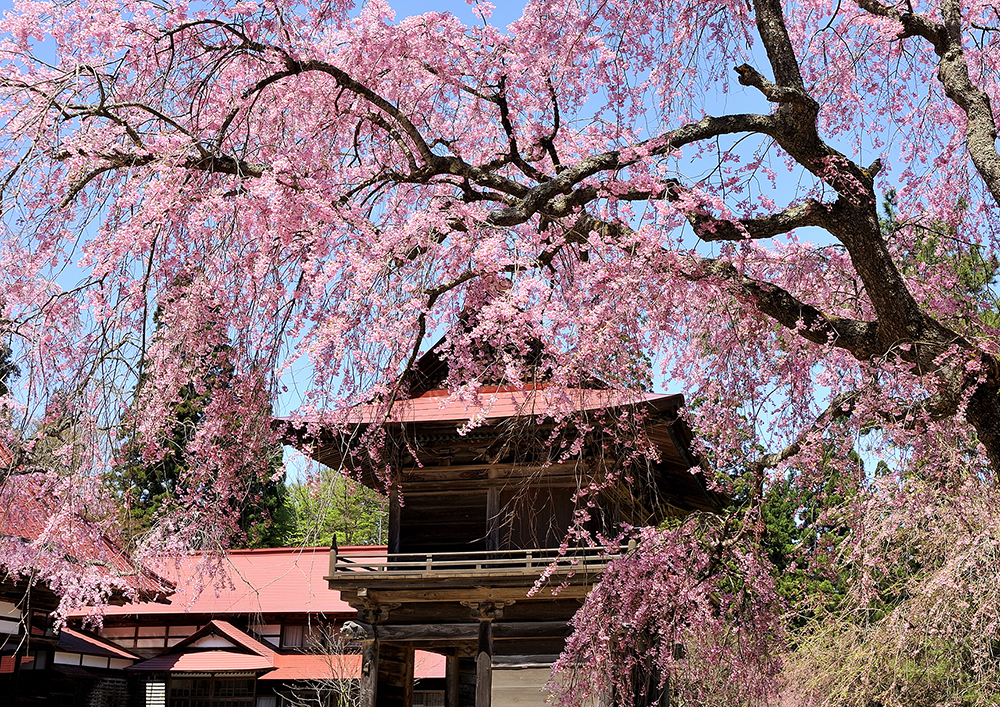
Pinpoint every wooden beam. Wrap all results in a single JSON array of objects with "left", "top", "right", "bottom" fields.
[
  {"left": 337, "top": 584, "right": 594, "bottom": 604},
  {"left": 486, "top": 487, "right": 500, "bottom": 553},
  {"left": 476, "top": 620, "right": 493, "bottom": 707},
  {"left": 349, "top": 621, "right": 572, "bottom": 642},
  {"left": 491, "top": 654, "right": 561, "bottom": 667},
  {"left": 401, "top": 478, "right": 582, "bottom": 492},
  {"left": 495, "top": 623, "right": 572, "bottom": 639}
]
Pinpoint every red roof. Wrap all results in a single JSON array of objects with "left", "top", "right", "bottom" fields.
[
  {"left": 296, "top": 387, "right": 679, "bottom": 426},
  {"left": 260, "top": 650, "right": 445, "bottom": 681},
  {"left": 181, "top": 620, "right": 276, "bottom": 658},
  {"left": 88, "top": 547, "right": 361, "bottom": 618},
  {"left": 415, "top": 650, "right": 447, "bottom": 679},
  {"left": 128, "top": 619, "right": 444, "bottom": 679},
  {"left": 0, "top": 473, "right": 173, "bottom": 600},
  {"left": 53, "top": 664, "right": 101, "bottom": 678},
  {"left": 130, "top": 620, "right": 275, "bottom": 673},
  {"left": 58, "top": 628, "right": 141, "bottom": 660},
  {"left": 130, "top": 650, "right": 274, "bottom": 673},
  {"left": 0, "top": 441, "right": 12, "bottom": 469},
  {"left": 262, "top": 653, "right": 361, "bottom": 681}
]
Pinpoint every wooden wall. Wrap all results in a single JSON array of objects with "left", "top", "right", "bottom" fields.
[{"left": 399, "top": 492, "right": 489, "bottom": 554}]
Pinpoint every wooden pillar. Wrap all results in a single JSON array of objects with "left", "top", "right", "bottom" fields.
[
  {"left": 445, "top": 655, "right": 460, "bottom": 707},
  {"left": 402, "top": 644, "right": 415, "bottom": 707},
  {"left": 486, "top": 488, "right": 499, "bottom": 553},
  {"left": 475, "top": 619, "right": 493, "bottom": 707},
  {"left": 360, "top": 638, "right": 379, "bottom": 707},
  {"left": 388, "top": 486, "right": 401, "bottom": 555},
  {"left": 628, "top": 666, "right": 669, "bottom": 707},
  {"left": 486, "top": 467, "right": 500, "bottom": 553},
  {"left": 327, "top": 542, "right": 338, "bottom": 579}
]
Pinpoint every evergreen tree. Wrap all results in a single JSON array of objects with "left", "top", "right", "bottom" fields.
[
  {"left": 112, "top": 299, "right": 292, "bottom": 548},
  {"left": 114, "top": 373, "right": 295, "bottom": 548},
  {"left": 0, "top": 339, "right": 17, "bottom": 399},
  {"left": 286, "top": 472, "right": 387, "bottom": 547}
]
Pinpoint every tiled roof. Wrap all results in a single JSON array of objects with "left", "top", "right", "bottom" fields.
[
  {"left": 0, "top": 472, "right": 173, "bottom": 601},
  {"left": 90, "top": 546, "right": 360, "bottom": 618}
]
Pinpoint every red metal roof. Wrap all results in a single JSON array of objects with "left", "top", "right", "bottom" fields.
[
  {"left": 58, "top": 628, "right": 141, "bottom": 660},
  {"left": 129, "top": 650, "right": 274, "bottom": 673},
  {"left": 182, "top": 620, "right": 276, "bottom": 659},
  {"left": 262, "top": 653, "right": 361, "bottom": 681},
  {"left": 127, "top": 617, "right": 446, "bottom": 680},
  {"left": 88, "top": 547, "right": 363, "bottom": 618},
  {"left": 0, "top": 441, "right": 12, "bottom": 469},
  {"left": 260, "top": 650, "right": 445, "bottom": 681},
  {"left": 53, "top": 664, "right": 101, "bottom": 678},
  {"left": 0, "top": 473, "right": 173, "bottom": 600},
  {"left": 130, "top": 620, "right": 275, "bottom": 673},
  {"left": 293, "top": 388, "right": 680, "bottom": 426},
  {"left": 414, "top": 650, "right": 446, "bottom": 679}
]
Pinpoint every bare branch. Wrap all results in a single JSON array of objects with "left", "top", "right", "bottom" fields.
[
  {"left": 748, "top": 389, "right": 860, "bottom": 474},
  {"left": 857, "top": 0, "right": 1000, "bottom": 206},
  {"left": 485, "top": 113, "right": 775, "bottom": 227}
]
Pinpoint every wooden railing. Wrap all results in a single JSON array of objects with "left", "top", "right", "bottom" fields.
[{"left": 328, "top": 542, "right": 635, "bottom": 578}]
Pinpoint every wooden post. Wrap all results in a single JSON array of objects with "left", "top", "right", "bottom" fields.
[
  {"left": 360, "top": 638, "right": 379, "bottom": 707},
  {"left": 402, "top": 644, "right": 415, "bottom": 707},
  {"left": 445, "top": 655, "right": 460, "bottom": 707},
  {"left": 475, "top": 619, "right": 493, "bottom": 707},
  {"left": 486, "top": 471, "right": 500, "bottom": 553},
  {"left": 327, "top": 543, "right": 338, "bottom": 579},
  {"left": 388, "top": 486, "right": 401, "bottom": 555},
  {"left": 628, "top": 665, "right": 669, "bottom": 707}
]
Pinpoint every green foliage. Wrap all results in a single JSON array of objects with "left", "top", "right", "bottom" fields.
[
  {"left": 113, "top": 382, "right": 200, "bottom": 538},
  {"left": 882, "top": 190, "right": 1000, "bottom": 331},
  {"left": 0, "top": 337, "right": 17, "bottom": 399},
  {"left": 760, "top": 474, "right": 846, "bottom": 627},
  {"left": 755, "top": 449, "right": 860, "bottom": 632},
  {"left": 228, "top": 447, "right": 296, "bottom": 549},
  {"left": 285, "top": 472, "right": 387, "bottom": 547},
  {"left": 112, "top": 374, "right": 294, "bottom": 548},
  {"left": 112, "top": 296, "right": 291, "bottom": 548}
]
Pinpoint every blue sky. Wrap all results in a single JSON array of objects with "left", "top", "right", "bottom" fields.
[{"left": 388, "top": 0, "right": 526, "bottom": 25}]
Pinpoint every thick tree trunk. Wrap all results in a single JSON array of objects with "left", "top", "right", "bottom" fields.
[{"left": 966, "top": 387, "right": 1000, "bottom": 472}]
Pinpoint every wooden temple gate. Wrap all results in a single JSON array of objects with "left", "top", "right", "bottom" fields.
[{"left": 286, "top": 346, "right": 722, "bottom": 707}]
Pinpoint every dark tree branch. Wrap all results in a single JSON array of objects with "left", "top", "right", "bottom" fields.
[
  {"left": 748, "top": 389, "right": 860, "bottom": 475},
  {"left": 751, "top": 0, "right": 808, "bottom": 91},
  {"left": 856, "top": 0, "right": 1000, "bottom": 207}
]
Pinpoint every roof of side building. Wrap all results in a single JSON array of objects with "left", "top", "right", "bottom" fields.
[{"left": 79, "top": 546, "right": 375, "bottom": 618}]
